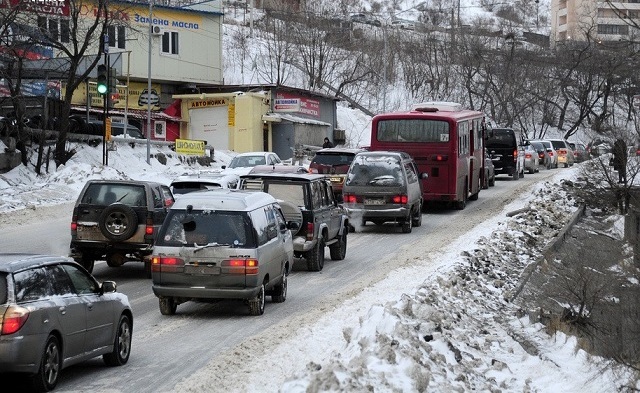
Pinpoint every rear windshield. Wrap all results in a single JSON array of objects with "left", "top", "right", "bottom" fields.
[
  {"left": 311, "top": 154, "right": 355, "bottom": 174},
  {"left": 530, "top": 142, "right": 544, "bottom": 151},
  {"left": 311, "top": 153, "right": 355, "bottom": 166},
  {"left": 81, "top": 183, "right": 146, "bottom": 206},
  {"left": 264, "top": 183, "right": 306, "bottom": 208},
  {"left": 486, "top": 129, "right": 516, "bottom": 147},
  {"left": 549, "top": 140, "right": 566, "bottom": 149},
  {"left": 157, "top": 210, "right": 256, "bottom": 248},
  {"left": 229, "top": 155, "right": 266, "bottom": 168},
  {"left": 346, "top": 155, "right": 405, "bottom": 187},
  {"left": 171, "top": 181, "right": 222, "bottom": 195},
  {"left": 376, "top": 119, "right": 450, "bottom": 143}
]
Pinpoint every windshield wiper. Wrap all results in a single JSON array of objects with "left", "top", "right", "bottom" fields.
[{"left": 193, "top": 242, "right": 230, "bottom": 252}]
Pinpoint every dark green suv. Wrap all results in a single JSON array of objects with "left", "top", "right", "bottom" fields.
[
  {"left": 70, "top": 180, "right": 175, "bottom": 275},
  {"left": 239, "top": 173, "right": 349, "bottom": 272}
]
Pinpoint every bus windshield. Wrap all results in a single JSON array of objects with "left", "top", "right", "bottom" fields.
[{"left": 377, "top": 119, "right": 450, "bottom": 143}]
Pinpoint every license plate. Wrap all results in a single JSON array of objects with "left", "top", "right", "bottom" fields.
[
  {"left": 185, "top": 265, "right": 220, "bottom": 275},
  {"left": 330, "top": 176, "right": 343, "bottom": 184},
  {"left": 364, "top": 198, "right": 385, "bottom": 205},
  {"left": 76, "top": 225, "right": 100, "bottom": 239}
]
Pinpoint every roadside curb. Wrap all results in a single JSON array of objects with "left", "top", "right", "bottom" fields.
[{"left": 508, "top": 203, "right": 586, "bottom": 302}]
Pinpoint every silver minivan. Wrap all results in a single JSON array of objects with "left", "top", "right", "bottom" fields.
[
  {"left": 150, "top": 190, "right": 296, "bottom": 316},
  {"left": 342, "top": 151, "right": 426, "bottom": 233}
]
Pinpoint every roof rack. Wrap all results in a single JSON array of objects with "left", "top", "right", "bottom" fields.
[{"left": 411, "top": 101, "right": 463, "bottom": 112}]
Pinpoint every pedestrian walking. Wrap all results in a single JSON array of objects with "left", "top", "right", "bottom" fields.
[
  {"left": 612, "top": 138, "right": 628, "bottom": 183},
  {"left": 323, "top": 137, "right": 334, "bottom": 148}
]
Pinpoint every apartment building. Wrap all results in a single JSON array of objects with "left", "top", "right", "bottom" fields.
[{"left": 551, "top": 0, "right": 640, "bottom": 47}]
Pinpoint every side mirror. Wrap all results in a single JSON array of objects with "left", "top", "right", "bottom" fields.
[
  {"left": 101, "top": 281, "right": 117, "bottom": 294},
  {"left": 221, "top": 165, "right": 227, "bottom": 169},
  {"left": 420, "top": 173, "right": 428, "bottom": 179},
  {"left": 279, "top": 222, "right": 287, "bottom": 231}
]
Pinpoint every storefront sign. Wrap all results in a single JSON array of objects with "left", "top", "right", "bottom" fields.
[
  {"left": 175, "top": 139, "right": 205, "bottom": 156},
  {"left": 274, "top": 98, "right": 300, "bottom": 112},
  {"left": 188, "top": 98, "right": 228, "bottom": 109},
  {"left": 275, "top": 92, "right": 320, "bottom": 118},
  {"left": 0, "top": 0, "right": 70, "bottom": 16}
]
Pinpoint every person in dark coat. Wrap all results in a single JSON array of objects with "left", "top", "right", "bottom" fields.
[
  {"left": 323, "top": 137, "right": 334, "bottom": 148},
  {"left": 612, "top": 138, "right": 628, "bottom": 183}
]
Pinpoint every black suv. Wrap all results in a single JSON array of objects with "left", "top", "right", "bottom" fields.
[
  {"left": 485, "top": 127, "right": 525, "bottom": 180},
  {"left": 239, "top": 173, "right": 349, "bottom": 272},
  {"left": 70, "top": 180, "right": 175, "bottom": 275}
]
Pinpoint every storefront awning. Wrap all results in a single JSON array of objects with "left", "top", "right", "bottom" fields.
[
  {"left": 262, "top": 112, "right": 331, "bottom": 126},
  {"left": 71, "top": 106, "right": 184, "bottom": 122}
]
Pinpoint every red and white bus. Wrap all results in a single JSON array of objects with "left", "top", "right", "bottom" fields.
[{"left": 369, "top": 102, "right": 487, "bottom": 209}]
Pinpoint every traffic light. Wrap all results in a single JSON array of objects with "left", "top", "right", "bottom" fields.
[
  {"left": 96, "top": 64, "right": 108, "bottom": 95},
  {"left": 109, "top": 67, "right": 118, "bottom": 95}
]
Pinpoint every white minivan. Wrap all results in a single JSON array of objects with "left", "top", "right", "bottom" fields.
[{"left": 150, "top": 189, "right": 297, "bottom": 316}]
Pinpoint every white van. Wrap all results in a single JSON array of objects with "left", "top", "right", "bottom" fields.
[{"left": 150, "top": 189, "right": 297, "bottom": 316}]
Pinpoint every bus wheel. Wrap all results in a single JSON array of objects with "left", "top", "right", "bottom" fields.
[{"left": 455, "top": 184, "right": 467, "bottom": 210}]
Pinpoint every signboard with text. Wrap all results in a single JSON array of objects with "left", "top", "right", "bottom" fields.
[
  {"left": 175, "top": 139, "right": 205, "bottom": 156},
  {"left": 274, "top": 91, "right": 320, "bottom": 118},
  {"left": 0, "top": 0, "right": 70, "bottom": 16}
]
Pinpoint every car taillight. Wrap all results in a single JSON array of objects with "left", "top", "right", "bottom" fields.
[
  {"left": 306, "top": 222, "right": 314, "bottom": 241},
  {"left": 164, "top": 198, "right": 174, "bottom": 207},
  {"left": 343, "top": 194, "right": 357, "bottom": 203},
  {"left": 1, "top": 305, "right": 30, "bottom": 335},
  {"left": 70, "top": 214, "right": 77, "bottom": 233},
  {"left": 145, "top": 217, "right": 154, "bottom": 237},
  {"left": 548, "top": 151, "right": 554, "bottom": 156},
  {"left": 392, "top": 195, "right": 408, "bottom": 204},
  {"left": 525, "top": 152, "right": 532, "bottom": 159},
  {"left": 513, "top": 149, "right": 518, "bottom": 162},
  {"left": 222, "top": 259, "right": 259, "bottom": 275},
  {"left": 308, "top": 167, "right": 318, "bottom": 174},
  {"left": 150, "top": 256, "right": 185, "bottom": 272},
  {"left": 538, "top": 152, "right": 544, "bottom": 159}
]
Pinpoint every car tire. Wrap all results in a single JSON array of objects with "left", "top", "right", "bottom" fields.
[
  {"left": 80, "top": 255, "right": 95, "bottom": 273},
  {"left": 248, "top": 284, "right": 265, "bottom": 316},
  {"left": 489, "top": 175, "right": 495, "bottom": 187},
  {"left": 106, "top": 253, "right": 127, "bottom": 267},
  {"left": 144, "top": 259, "right": 152, "bottom": 279},
  {"left": 401, "top": 215, "right": 412, "bottom": 233},
  {"left": 271, "top": 274, "right": 287, "bottom": 303},
  {"left": 103, "top": 314, "right": 132, "bottom": 366},
  {"left": 412, "top": 203, "right": 422, "bottom": 227},
  {"left": 159, "top": 297, "right": 177, "bottom": 315},
  {"left": 31, "top": 335, "right": 61, "bottom": 392},
  {"left": 512, "top": 169, "right": 519, "bottom": 180},
  {"left": 99, "top": 203, "right": 138, "bottom": 241},
  {"left": 329, "top": 229, "right": 347, "bottom": 260},
  {"left": 305, "top": 237, "right": 325, "bottom": 271},
  {"left": 482, "top": 170, "right": 489, "bottom": 189}
]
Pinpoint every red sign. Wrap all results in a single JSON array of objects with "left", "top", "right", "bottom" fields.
[
  {"left": 1, "top": 0, "right": 70, "bottom": 16},
  {"left": 276, "top": 92, "right": 321, "bottom": 118}
]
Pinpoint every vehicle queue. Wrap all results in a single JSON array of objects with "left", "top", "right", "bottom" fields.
[{"left": 0, "top": 102, "right": 588, "bottom": 391}]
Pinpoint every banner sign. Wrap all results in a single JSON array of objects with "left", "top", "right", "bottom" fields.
[
  {"left": 275, "top": 91, "right": 320, "bottom": 117},
  {"left": 0, "top": 0, "right": 70, "bottom": 16},
  {"left": 175, "top": 139, "right": 205, "bottom": 156}
]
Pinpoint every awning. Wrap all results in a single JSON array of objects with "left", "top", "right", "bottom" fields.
[
  {"left": 262, "top": 112, "right": 331, "bottom": 126},
  {"left": 71, "top": 106, "right": 184, "bottom": 122}
]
